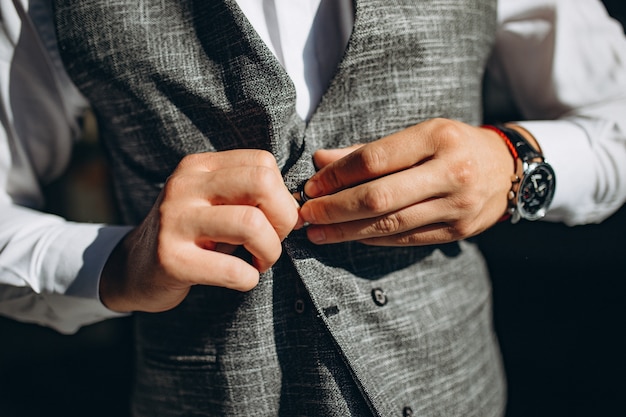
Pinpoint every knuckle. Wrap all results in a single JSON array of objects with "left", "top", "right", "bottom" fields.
[
  {"left": 440, "top": 224, "right": 462, "bottom": 242},
  {"left": 426, "top": 118, "right": 466, "bottom": 152},
  {"left": 359, "top": 145, "right": 388, "bottom": 175},
  {"left": 395, "top": 233, "right": 420, "bottom": 246},
  {"left": 252, "top": 165, "right": 280, "bottom": 190},
  {"left": 371, "top": 214, "right": 402, "bottom": 235},
  {"left": 162, "top": 173, "right": 190, "bottom": 198},
  {"left": 178, "top": 153, "right": 206, "bottom": 169},
  {"left": 450, "top": 193, "right": 479, "bottom": 212},
  {"left": 360, "top": 186, "right": 393, "bottom": 214},
  {"left": 448, "top": 159, "right": 476, "bottom": 188},
  {"left": 433, "top": 118, "right": 464, "bottom": 143},
  {"left": 252, "top": 149, "right": 277, "bottom": 168},
  {"left": 449, "top": 220, "right": 475, "bottom": 240},
  {"left": 238, "top": 206, "right": 267, "bottom": 231}
]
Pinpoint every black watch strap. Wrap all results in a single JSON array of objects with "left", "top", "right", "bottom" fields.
[{"left": 494, "top": 124, "right": 543, "bottom": 163}]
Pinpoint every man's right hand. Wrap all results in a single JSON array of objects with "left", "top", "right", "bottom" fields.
[{"left": 100, "top": 150, "right": 299, "bottom": 313}]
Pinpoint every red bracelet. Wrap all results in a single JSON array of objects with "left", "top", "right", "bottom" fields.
[
  {"left": 481, "top": 124, "right": 518, "bottom": 160},
  {"left": 481, "top": 124, "right": 520, "bottom": 222}
]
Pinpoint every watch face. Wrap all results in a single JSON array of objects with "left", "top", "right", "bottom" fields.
[{"left": 517, "top": 163, "right": 556, "bottom": 221}]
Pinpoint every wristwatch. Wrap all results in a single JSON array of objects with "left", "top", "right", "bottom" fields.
[{"left": 489, "top": 125, "right": 556, "bottom": 224}]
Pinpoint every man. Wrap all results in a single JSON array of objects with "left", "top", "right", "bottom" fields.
[{"left": 1, "top": 0, "right": 625, "bottom": 416}]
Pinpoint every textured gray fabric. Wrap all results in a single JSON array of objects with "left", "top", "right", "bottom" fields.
[{"left": 53, "top": 0, "right": 505, "bottom": 415}]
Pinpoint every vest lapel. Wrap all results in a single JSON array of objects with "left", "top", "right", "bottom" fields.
[{"left": 192, "top": 1, "right": 309, "bottom": 170}]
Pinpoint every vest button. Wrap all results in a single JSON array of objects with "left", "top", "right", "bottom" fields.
[
  {"left": 294, "top": 299, "right": 305, "bottom": 314},
  {"left": 371, "top": 288, "right": 387, "bottom": 306},
  {"left": 402, "top": 406, "right": 414, "bottom": 417}
]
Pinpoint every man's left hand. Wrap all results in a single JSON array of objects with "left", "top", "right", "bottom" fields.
[{"left": 298, "top": 118, "right": 516, "bottom": 246}]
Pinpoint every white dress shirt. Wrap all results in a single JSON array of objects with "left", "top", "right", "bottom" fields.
[{"left": 1, "top": 0, "right": 625, "bottom": 333}]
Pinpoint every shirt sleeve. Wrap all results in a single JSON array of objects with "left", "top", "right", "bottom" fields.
[
  {"left": 0, "top": 0, "right": 130, "bottom": 334},
  {"left": 0, "top": 206, "right": 132, "bottom": 334},
  {"left": 489, "top": 0, "right": 626, "bottom": 225}
]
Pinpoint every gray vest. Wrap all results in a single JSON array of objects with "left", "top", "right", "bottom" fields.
[{"left": 54, "top": 1, "right": 505, "bottom": 416}]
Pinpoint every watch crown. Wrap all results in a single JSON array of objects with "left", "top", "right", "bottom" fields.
[{"left": 507, "top": 190, "right": 515, "bottom": 200}]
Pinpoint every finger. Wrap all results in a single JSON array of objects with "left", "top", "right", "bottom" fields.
[
  {"left": 305, "top": 184, "right": 497, "bottom": 246},
  {"left": 300, "top": 159, "right": 452, "bottom": 225},
  {"left": 172, "top": 243, "right": 262, "bottom": 291},
  {"left": 304, "top": 128, "right": 436, "bottom": 198},
  {"left": 357, "top": 222, "right": 461, "bottom": 247},
  {"left": 207, "top": 167, "right": 299, "bottom": 240},
  {"left": 312, "top": 144, "right": 364, "bottom": 169},
  {"left": 305, "top": 195, "right": 451, "bottom": 245},
  {"left": 166, "top": 166, "right": 298, "bottom": 240},
  {"left": 191, "top": 205, "right": 284, "bottom": 272}
]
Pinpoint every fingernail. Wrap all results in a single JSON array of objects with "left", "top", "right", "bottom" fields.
[
  {"left": 304, "top": 179, "right": 321, "bottom": 198},
  {"left": 307, "top": 227, "right": 326, "bottom": 243}
]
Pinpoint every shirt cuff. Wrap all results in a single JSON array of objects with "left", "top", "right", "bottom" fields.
[
  {"left": 0, "top": 220, "right": 132, "bottom": 333},
  {"left": 62, "top": 224, "right": 133, "bottom": 300},
  {"left": 515, "top": 120, "right": 596, "bottom": 225}
]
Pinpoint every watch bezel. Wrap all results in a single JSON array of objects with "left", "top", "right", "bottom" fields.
[{"left": 515, "top": 161, "right": 556, "bottom": 222}]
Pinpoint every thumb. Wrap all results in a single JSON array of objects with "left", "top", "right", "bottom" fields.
[{"left": 312, "top": 144, "right": 364, "bottom": 169}]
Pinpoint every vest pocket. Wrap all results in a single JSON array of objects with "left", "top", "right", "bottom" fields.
[{"left": 140, "top": 347, "right": 218, "bottom": 371}]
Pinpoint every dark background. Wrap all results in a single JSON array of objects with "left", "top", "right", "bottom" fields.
[
  {"left": 1, "top": 2, "right": 625, "bottom": 416},
  {"left": 481, "top": 2, "right": 626, "bottom": 415}
]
